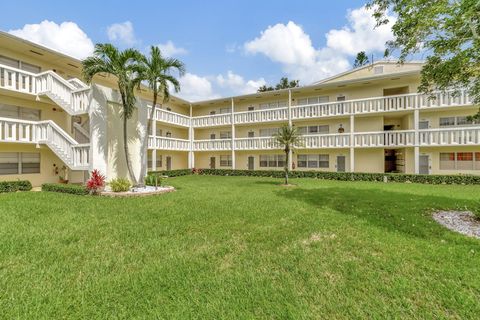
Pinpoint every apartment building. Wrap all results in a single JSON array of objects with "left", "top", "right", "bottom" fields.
[{"left": 1, "top": 31, "right": 479, "bottom": 187}]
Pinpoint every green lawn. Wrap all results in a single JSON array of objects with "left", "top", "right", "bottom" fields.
[{"left": 1, "top": 175, "right": 480, "bottom": 319}]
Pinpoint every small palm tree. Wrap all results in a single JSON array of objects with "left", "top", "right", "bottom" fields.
[
  {"left": 274, "top": 125, "right": 303, "bottom": 185},
  {"left": 138, "top": 46, "right": 185, "bottom": 184},
  {"left": 82, "top": 44, "right": 144, "bottom": 185}
]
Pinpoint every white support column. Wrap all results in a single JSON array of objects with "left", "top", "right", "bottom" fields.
[
  {"left": 231, "top": 98, "right": 236, "bottom": 169},
  {"left": 151, "top": 106, "right": 157, "bottom": 171},
  {"left": 188, "top": 104, "right": 194, "bottom": 168},
  {"left": 288, "top": 89, "right": 293, "bottom": 171},
  {"left": 349, "top": 114, "right": 355, "bottom": 172},
  {"left": 414, "top": 108, "right": 419, "bottom": 174}
]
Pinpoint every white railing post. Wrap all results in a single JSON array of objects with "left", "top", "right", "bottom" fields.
[
  {"left": 231, "top": 98, "right": 236, "bottom": 169},
  {"left": 414, "top": 108, "right": 420, "bottom": 174}
]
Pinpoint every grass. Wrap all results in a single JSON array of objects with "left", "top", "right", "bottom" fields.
[{"left": 1, "top": 175, "right": 480, "bottom": 319}]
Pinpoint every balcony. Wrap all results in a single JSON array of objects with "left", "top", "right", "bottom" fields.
[
  {"left": 0, "top": 117, "right": 90, "bottom": 169},
  {"left": 148, "top": 136, "right": 190, "bottom": 151},
  {"left": 149, "top": 107, "right": 191, "bottom": 127},
  {"left": 419, "top": 127, "right": 480, "bottom": 146},
  {"left": 234, "top": 108, "right": 288, "bottom": 125},
  {"left": 0, "top": 63, "right": 90, "bottom": 115},
  {"left": 353, "top": 130, "right": 415, "bottom": 148},
  {"left": 192, "top": 113, "right": 232, "bottom": 128},
  {"left": 193, "top": 139, "right": 232, "bottom": 151},
  {"left": 143, "top": 126, "right": 480, "bottom": 151}
]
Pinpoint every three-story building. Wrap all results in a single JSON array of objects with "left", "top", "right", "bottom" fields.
[{"left": 1, "top": 31, "right": 478, "bottom": 186}]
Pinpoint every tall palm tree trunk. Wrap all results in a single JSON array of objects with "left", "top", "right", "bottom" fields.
[
  {"left": 139, "top": 95, "right": 156, "bottom": 185},
  {"left": 123, "top": 115, "right": 137, "bottom": 185},
  {"left": 284, "top": 146, "right": 289, "bottom": 185}
]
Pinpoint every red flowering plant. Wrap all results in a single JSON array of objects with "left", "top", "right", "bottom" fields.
[
  {"left": 86, "top": 169, "right": 106, "bottom": 195},
  {"left": 191, "top": 168, "right": 203, "bottom": 175}
]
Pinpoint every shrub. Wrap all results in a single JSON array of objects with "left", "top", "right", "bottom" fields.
[
  {"left": 42, "top": 183, "right": 88, "bottom": 195},
  {"left": 145, "top": 174, "right": 164, "bottom": 187},
  {"left": 86, "top": 169, "right": 106, "bottom": 195},
  {"left": 0, "top": 180, "right": 32, "bottom": 193},
  {"left": 148, "top": 169, "right": 191, "bottom": 177},
  {"left": 196, "top": 169, "right": 480, "bottom": 185},
  {"left": 109, "top": 178, "right": 131, "bottom": 192}
]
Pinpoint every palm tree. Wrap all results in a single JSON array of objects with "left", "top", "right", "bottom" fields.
[
  {"left": 82, "top": 43, "right": 144, "bottom": 185},
  {"left": 274, "top": 125, "right": 303, "bottom": 185},
  {"left": 138, "top": 46, "right": 185, "bottom": 183}
]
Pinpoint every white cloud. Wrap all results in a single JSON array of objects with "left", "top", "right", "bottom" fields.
[
  {"left": 326, "top": 6, "right": 395, "bottom": 56},
  {"left": 107, "top": 21, "right": 136, "bottom": 46},
  {"left": 244, "top": 6, "right": 395, "bottom": 84},
  {"left": 8, "top": 20, "right": 94, "bottom": 59},
  {"left": 178, "top": 73, "right": 220, "bottom": 102},
  {"left": 156, "top": 41, "right": 187, "bottom": 57},
  {"left": 216, "top": 71, "right": 266, "bottom": 95}
]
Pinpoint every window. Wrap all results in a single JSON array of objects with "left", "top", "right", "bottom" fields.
[
  {"left": 157, "top": 155, "right": 163, "bottom": 168},
  {"left": 220, "top": 131, "right": 232, "bottom": 139},
  {"left": 259, "top": 155, "right": 284, "bottom": 168},
  {"left": 21, "top": 153, "right": 40, "bottom": 174},
  {"left": 248, "top": 131, "right": 255, "bottom": 138},
  {"left": 440, "top": 152, "right": 480, "bottom": 170},
  {"left": 297, "top": 154, "right": 329, "bottom": 168},
  {"left": 248, "top": 106, "right": 255, "bottom": 111},
  {"left": 374, "top": 66, "right": 384, "bottom": 74},
  {"left": 456, "top": 116, "right": 473, "bottom": 126},
  {"left": 259, "top": 128, "right": 279, "bottom": 137},
  {"left": 220, "top": 155, "right": 232, "bottom": 167},
  {"left": 336, "top": 96, "right": 346, "bottom": 101},
  {"left": 457, "top": 152, "right": 473, "bottom": 170},
  {"left": 259, "top": 101, "right": 286, "bottom": 110},
  {"left": 0, "top": 104, "right": 40, "bottom": 121},
  {"left": 210, "top": 133, "right": 216, "bottom": 140},
  {"left": 0, "top": 152, "right": 40, "bottom": 175},
  {"left": 298, "top": 96, "right": 329, "bottom": 105},
  {"left": 21, "top": 62, "right": 41, "bottom": 73},
  {"left": 439, "top": 117, "right": 456, "bottom": 127},
  {"left": 0, "top": 153, "right": 19, "bottom": 175},
  {"left": 298, "top": 125, "right": 329, "bottom": 135},
  {"left": 219, "top": 107, "right": 231, "bottom": 114},
  {"left": 0, "top": 55, "right": 20, "bottom": 68}
]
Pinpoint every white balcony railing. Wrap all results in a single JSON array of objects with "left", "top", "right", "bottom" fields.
[
  {"left": 419, "top": 127, "right": 480, "bottom": 146},
  {"left": 0, "top": 63, "right": 90, "bottom": 115},
  {"left": 148, "top": 136, "right": 190, "bottom": 151},
  {"left": 192, "top": 113, "right": 232, "bottom": 128},
  {"left": 149, "top": 107, "right": 191, "bottom": 127},
  {"left": 300, "top": 133, "right": 350, "bottom": 149},
  {"left": 0, "top": 117, "right": 89, "bottom": 169},
  {"left": 353, "top": 130, "right": 415, "bottom": 147},
  {"left": 235, "top": 137, "right": 280, "bottom": 150},
  {"left": 193, "top": 139, "right": 232, "bottom": 151},
  {"left": 234, "top": 108, "right": 289, "bottom": 125}
]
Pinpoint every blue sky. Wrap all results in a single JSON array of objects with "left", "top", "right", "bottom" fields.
[{"left": 0, "top": 0, "right": 396, "bottom": 101}]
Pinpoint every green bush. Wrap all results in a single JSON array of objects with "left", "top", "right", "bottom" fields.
[
  {"left": 145, "top": 174, "right": 164, "bottom": 187},
  {"left": 42, "top": 183, "right": 88, "bottom": 195},
  {"left": 0, "top": 180, "right": 32, "bottom": 193},
  {"left": 109, "top": 178, "right": 131, "bottom": 192},
  {"left": 197, "top": 169, "right": 480, "bottom": 185},
  {"left": 148, "top": 169, "right": 191, "bottom": 177}
]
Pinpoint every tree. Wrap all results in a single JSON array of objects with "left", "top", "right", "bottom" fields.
[
  {"left": 273, "top": 125, "right": 303, "bottom": 185},
  {"left": 258, "top": 77, "right": 300, "bottom": 92},
  {"left": 353, "top": 51, "right": 370, "bottom": 68},
  {"left": 138, "top": 46, "right": 185, "bottom": 184},
  {"left": 368, "top": 0, "right": 480, "bottom": 108},
  {"left": 82, "top": 44, "right": 144, "bottom": 185}
]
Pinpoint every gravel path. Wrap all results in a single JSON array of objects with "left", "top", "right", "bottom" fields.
[{"left": 433, "top": 211, "right": 480, "bottom": 239}]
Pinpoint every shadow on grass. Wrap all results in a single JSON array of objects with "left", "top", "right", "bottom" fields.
[{"left": 276, "top": 186, "right": 479, "bottom": 241}]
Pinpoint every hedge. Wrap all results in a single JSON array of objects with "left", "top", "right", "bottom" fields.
[
  {"left": 0, "top": 180, "right": 32, "bottom": 193},
  {"left": 42, "top": 183, "right": 89, "bottom": 195},
  {"left": 148, "top": 169, "right": 192, "bottom": 177},
  {"left": 151, "top": 168, "right": 480, "bottom": 185}
]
